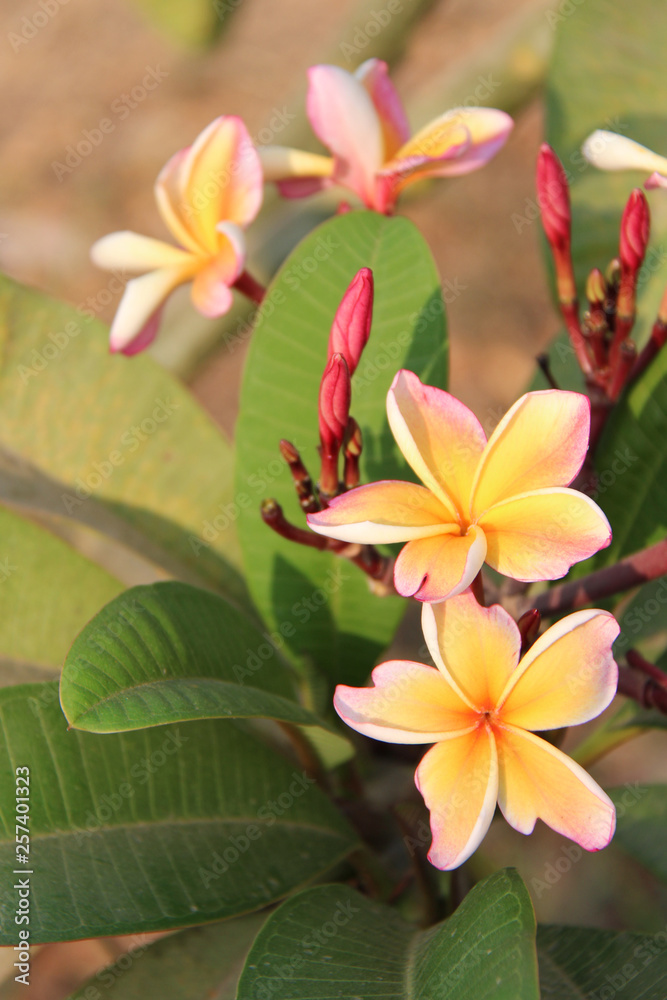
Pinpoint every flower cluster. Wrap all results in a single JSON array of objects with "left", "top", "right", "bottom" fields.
[{"left": 93, "top": 58, "right": 622, "bottom": 873}]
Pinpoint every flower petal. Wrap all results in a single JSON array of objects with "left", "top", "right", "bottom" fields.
[
  {"left": 355, "top": 58, "right": 410, "bottom": 161},
  {"left": 389, "top": 108, "right": 513, "bottom": 189},
  {"left": 387, "top": 370, "right": 487, "bottom": 520},
  {"left": 91, "top": 231, "right": 193, "bottom": 273},
  {"left": 416, "top": 726, "right": 498, "bottom": 870},
  {"left": 307, "top": 480, "right": 456, "bottom": 545},
  {"left": 177, "top": 116, "right": 263, "bottom": 253},
  {"left": 498, "top": 610, "right": 619, "bottom": 730},
  {"left": 582, "top": 130, "right": 667, "bottom": 177},
  {"left": 645, "top": 172, "right": 667, "bottom": 190},
  {"left": 118, "top": 308, "right": 163, "bottom": 356},
  {"left": 306, "top": 64, "right": 384, "bottom": 206},
  {"left": 108, "top": 267, "right": 193, "bottom": 353},
  {"left": 496, "top": 724, "right": 615, "bottom": 851},
  {"left": 478, "top": 487, "right": 611, "bottom": 581},
  {"left": 190, "top": 222, "right": 245, "bottom": 318},
  {"left": 258, "top": 145, "right": 335, "bottom": 181},
  {"left": 334, "top": 660, "right": 474, "bottom": 744},
  {"left": 422, "top": 594, "right": 520, "bottom": 711},
  {"left": 394, "top": 525, "right": 487, "bottom": 603},
  {"left": 155, "top": 148, "right": 205, "bottom": 255},
  {"left": 470, "top": 390, "right": 591, "bottom": 516}
]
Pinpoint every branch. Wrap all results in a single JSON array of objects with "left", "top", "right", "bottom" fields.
[{"left": 532, "top": 538, "right": 667, "bottom": 616}]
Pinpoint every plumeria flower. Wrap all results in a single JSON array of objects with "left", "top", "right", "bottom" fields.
[
  {"left": 582, "top": 130, "right": 667, "bottom": 191},
  {"left": 335, "top": 593, "right": 619, "bottom": 869},
  {"left": 91, "top": 116, "right": 262, "bottom": 354},
  {"left": 308, "top": 370, "right": 611, "bottom": 602},
  {"left": 259, "top": 59, "right": 513, "bottom": 214}
]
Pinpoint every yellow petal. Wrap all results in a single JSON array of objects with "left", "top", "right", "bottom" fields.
[
  {"left": 422, "top": 594, "right": 520, "bottom": 711},
  {"left": 387, "top": 370, "right": 486, "bottom": 521},
  {"left": 91, "top": 231, "right": 193, "bottom": 273},
  {"left": 307, "top": 480, "right": 457, "bottom": 545},
  {"left": 258, "top": 145, "right": 334, "bottom": 181},
  {"left": 334, "top": 660, "right": 475, "bottom": 744},
  {"left": 498, "top": 610, "right": 619, "bottom": 730},
  {"left": 155, "top": 147, "right": 204, "bottom": 255},
  {"left": 416, "top": 725, "right": 498, "bottom": 870},
  {"left": 394, "top": 525, "right": 487, "bottom": 603},
  {"left": 470, "top": 390, "right": 590, "bottom": 516},
  {"left": 478, "top": 488, "right": 611, "bottom": 581},
  {"left": 496, "top": 724, "right": 615, "bottom": 851},
  {"left": 178, "top": 116, "right": 263, "bottom": 254}
]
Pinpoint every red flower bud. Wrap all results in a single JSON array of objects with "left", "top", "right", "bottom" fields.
[
  {"left": 318, "top": 353, "right": 351, "bottom": 455},
  {"left": 328, "top": 268, "right": 374, "bottom": 375},
  {"left": 586, "top": 268, "right": 606, "bottom": 307},
  {"left": 536, "top": 144, "right": 571, "bottom": 250},
  {"left": 620, "top": 189, "right": 650, "bottom": 274}
]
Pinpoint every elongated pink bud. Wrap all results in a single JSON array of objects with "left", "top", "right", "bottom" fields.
[
  {"left": 536, "top": 144, "right": 571, "bottom": 251},
  {"left": 318, "top": 353, "right": 351, "bottom": 497},
  {"left": 328, "top": 268, "right": 374, "bottom": 375},
  {"left": 620, "top": 189, "right": 650, "bottom": 274}
]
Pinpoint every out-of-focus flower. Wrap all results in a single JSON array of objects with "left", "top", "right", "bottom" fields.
[
  {"left": 91, "top": 116, "right": 262, "bottom": 354},
  {"left": 334, "top": 593, "right": 619, "bottom": 869},
  {"left": 307, "top": 370, "right": 611, "bottom": 602},
  {"left": 582, "top": 131, "right": 667, "bottom": 191},
  {"left": 259, "top": 60, "right": 513, "bottom": 214}
]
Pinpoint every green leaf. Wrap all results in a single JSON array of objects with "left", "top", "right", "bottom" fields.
[
  {"left": 67, "top": 915, "right": 267, "bottom": 1000},
  {"left": 60, "top": 581, "right": 331, "bottom": 733},
  {"left": 0, "top": 683, "right": 356, "bottom": 943},
  {"left": 588, "top": 346, "right": 667, "bottom": 568},
  {"left": 237, "top": 869, "right": 539, "bottom": 999},
  {"left": 235, "top": 211, "right": 447, "bottom": 685},
  {"left": 130, "top": 0, "right": 230, "bottom": 47},
  {"left": 0, "top": 273, "right": 247, "bottom": 607},
  {"left": 610, "top": 784, "right": 667, "bottom": 883},
  {"left": 546, "top": 0, "right": 667, "bottom": 344},
  {"left": 538, "top": 924, "right": 667, "bottom": 998},
  {"left": 0, "top": 504, "right": 122, "bottom": 670}
]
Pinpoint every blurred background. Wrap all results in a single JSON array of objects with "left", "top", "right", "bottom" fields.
[{"left": 1, "top": 0, "right": 665, "bottom": 995}]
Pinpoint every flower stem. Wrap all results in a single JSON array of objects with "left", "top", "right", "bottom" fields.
[
  {"left": 234, "top": 269, "right": 266, "bottom": 304},
  {"left": 532, "top": 538, "right": 667, "bottom": 617}
]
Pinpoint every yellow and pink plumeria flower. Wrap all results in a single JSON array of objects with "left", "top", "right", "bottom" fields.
[
  {"left": 582, "top": 130, "right": 667, "bottom": 191},
  {"left": 335, "top": 593, "right": 619, "bottom": 869},
  {"left": 308, "top": 370, "right": 611, "bottom": 602},
  {"left": 91, "top": 116, "right": 262, "bottom": 354},
  {"left": 259, "top": 59, "right": 513, "bottom": 214}
]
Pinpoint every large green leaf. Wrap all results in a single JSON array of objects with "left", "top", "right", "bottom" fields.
[
  {"left": 546, "top": 0, "right": 667, "bottom": 344},
  {"left": 60, "top": 581, "right": 329, "bottom": 733},
  {"left": 610, "top": 784, "right": 667, "bottom": 883},
  {"left": 237, "top": 869, "right": 539, "bottom": 999},
  {"left": 538, "top": 924, "right": 667, "bottom": 998},
  {"left": 235, "top": 211, "right": 447, "bottom": 685},
  {"left": 68, "top": 915, "right": 267, "bottom": 1000},
  {"left": 0, "top": 684, "right": 356, "bottom": 943},
  {"left": 0, "top": 504, "right": 121, "bottom": 671},
  {"left": 0, "top": 273, "right": 247, "bottom": 606}
]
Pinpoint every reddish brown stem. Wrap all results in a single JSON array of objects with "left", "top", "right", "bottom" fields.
[
  {"left": 233, "top": 269, "right": 266, "bottom": 305},
  {"left": 280, "top": 440, "right": 320, "bottom": 514},
  {"left": 533, "top": 538, "right": 667, "bottom": 617},
  {"left": 617, "top": 665, "right": 667, "bottom": 714},
  {"left": 626, "top": 648, "right": 667, "bottom": 684},
  {"left": 261, "top": 499, "right": 328, "bottom": 549},
  {"left": 560, "top": 299, "right": 595, "bottom": 378},
  {"left": 607, "top": 340, "right": 637, "bottom": 401}
]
